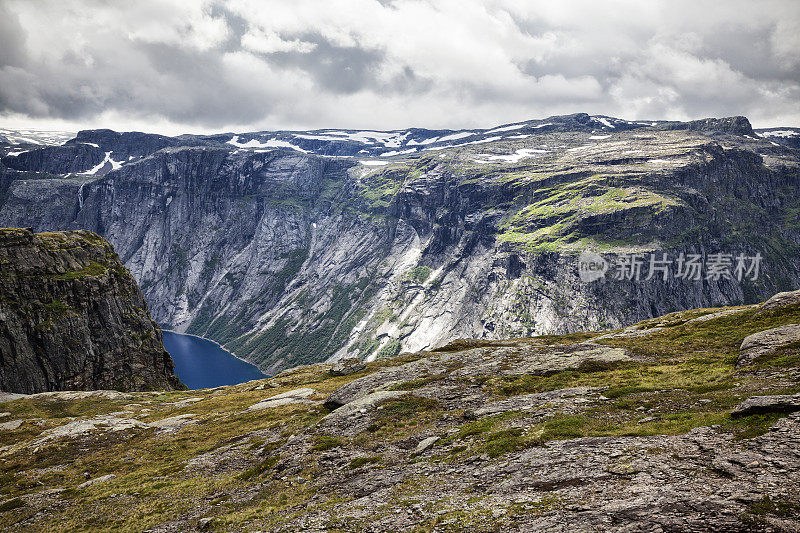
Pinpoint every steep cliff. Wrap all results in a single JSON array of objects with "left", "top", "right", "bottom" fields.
[
  {"left": 0, "top": 115, "right": 799, "bottom": 374},
  {"left": 0, "top": 228, "right": 181, "bottom": 393}
]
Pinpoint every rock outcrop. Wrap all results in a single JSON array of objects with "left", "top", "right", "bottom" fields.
[
  {"left": 738, "top": 324, "right": 800, "bottom": 367},
  {"left": 731, "top": 394, "right": 800, "bottom": 417},
  {"left": 0, "top": 228, "right": 181, "bottom": 393}
]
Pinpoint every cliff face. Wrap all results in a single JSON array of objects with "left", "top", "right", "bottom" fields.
[
  {"left": 0, "top": 228, "right": 181, "bottom": 393},
  {"left": 0, "top": 115, "right": 799, "bottom": 374}
]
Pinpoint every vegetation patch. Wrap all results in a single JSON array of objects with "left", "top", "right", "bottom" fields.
[
  {"left": 406, "top": 265, "right": 432, "bottom": 284},
  {"left": 349, "top": 456, "right": 382, "bottom": 469},
  {"left": 312, "top": 435, "right": 344, "bottom": 452}
]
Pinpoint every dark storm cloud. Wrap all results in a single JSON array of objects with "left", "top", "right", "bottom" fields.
[
  {"left": 260, "top": 34, "right": 386, "bottom": 94},
  {"left": 0, "top": 3, "right": 26, "bottom": 67},
  {"left": 0, "top": 0, "right": 798, "bottom": 133}
]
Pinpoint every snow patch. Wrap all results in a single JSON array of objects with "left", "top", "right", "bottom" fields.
[
  {"left": 379, "top": 148, "right": 417, "bottom": 157},
  {"left": 472, "top": 148, "right": 549, "bottom": 164},
  {"left": 759, "top": 130, "right": 798, "bottom": 138},
  {"left": 406, "top": 136, "right": 440, "bottom": 146},
  {"left": 592, "top": 117, "right": 616, "bottom": 129},
  {"left": 359, "top": 160, "right": 388, "bottom": 166},
  {"left": 485, "top": 124, "right": 526, "bottom": 134},
  {"left": 227, "top": 135, "right": 308, "bottom": 152},
  {"left": 83, "top": 152, "right": 112, "bottom": 174},
  {"left": 437, "top": 131, "right": 476, "bottom": 142}
]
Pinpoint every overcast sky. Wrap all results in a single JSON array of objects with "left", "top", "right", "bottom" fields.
[{"left": 1, "top": 0, "right": 798, "bottom": 134}]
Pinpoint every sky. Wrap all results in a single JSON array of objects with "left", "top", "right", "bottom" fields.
[{"left": 0, "top": 0, "right": 799, "bottom": 135}]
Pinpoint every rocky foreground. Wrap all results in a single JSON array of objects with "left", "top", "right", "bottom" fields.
[
  {"left": 0, "top": 228, "right": 181, "bottom": 393},
  {"left": 1, "top": 291, "right": 800, "bottom": 531}
]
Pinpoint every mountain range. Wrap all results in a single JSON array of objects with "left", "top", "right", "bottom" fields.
[{"left": 1, "top": 113, "right": 799, "bottom": 374}]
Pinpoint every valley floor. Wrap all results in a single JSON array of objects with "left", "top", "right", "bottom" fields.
[{"left": 1, "top": 292, "right": 800, "bottom": 531}]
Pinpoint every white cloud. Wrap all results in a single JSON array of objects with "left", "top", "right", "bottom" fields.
[{"left": 0, "top": 0, "right": 798, "bottom": 132}]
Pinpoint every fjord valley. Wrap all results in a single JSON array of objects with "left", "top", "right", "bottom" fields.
[
  {"left": 1, "top": 114, "right": 799, "bottom": 377},
  {"left": 1, "top": 116, "right": 799, "bottom": 530}
]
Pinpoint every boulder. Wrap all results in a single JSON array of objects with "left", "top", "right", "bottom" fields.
[
  {"left": 77, "top": 474, "right": 116, "bottom": 489},
  {"left": 248, "top": 388, "right": 316, "bottom": 410},
  {"left": 322, "top": 391, "right": 407, "bottom": 426},
  {"left": 0, "top": 419, "right": 23, "bottom": 430},
  {"left": 731, "top": 394, "right": 800, "bottom": 417},
  {"left": 758, "top": 289, "right": 800, "bottom": 313},
  {"left": 148, "top": 414, "right": 197, "bottom": 432},
  {"left": 737, "top": 324, "right": 800, "bottom": 368},
  {"left": 413, "top": 436, "right": 440, "bottom": 455},
  {"left": 330, "top": 358, "right": 367, "bottom": 376}
]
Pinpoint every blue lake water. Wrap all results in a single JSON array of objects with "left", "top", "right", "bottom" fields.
[{"left": 162, "top": 331, "right": 266, "bottom": 390}]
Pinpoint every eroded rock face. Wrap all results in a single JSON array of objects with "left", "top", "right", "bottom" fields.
[
  {"left": 738, "top": 324, "right": 800, "bottom": 368},
  {"left": 0, "top": 228, "right": 181, "bottom": 393}
]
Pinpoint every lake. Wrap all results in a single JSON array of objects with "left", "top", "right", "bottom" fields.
[{"left": 162, "top": 330, "right": 266, "bottom": 390}]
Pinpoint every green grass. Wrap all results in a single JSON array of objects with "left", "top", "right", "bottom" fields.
[
  {"left": 406, "top": 265, "right": 432, "bottom": 283},
  {"left": 312, "top": 435, "right": 344, "bottom": 452},
  {"left": 376, "top": 339, "right": 402, "bottom": 359},
  {"left": 349, "top": 456, "right": 382, "bottom": 469},
  {"left": 52, "top": 260, "right": 109, "bottom": 279}
]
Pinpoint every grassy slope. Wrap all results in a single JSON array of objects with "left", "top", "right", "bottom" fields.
[{"left": 0, "top": 299, "right": 798, "bottom": 531}]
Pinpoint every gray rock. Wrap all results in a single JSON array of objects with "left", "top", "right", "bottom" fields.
[
  {"left": 247, "top": 388, "right": 316, "bottom": 410},
  {"left": 0, "top": 419, "right": 23, "bottom": 430},
  {"left": 413, "top": 436, "right": 440, "bottom": 455},
  {"left": 76, "top": 474, "right": 116, "bottom": 489},
  {"left": 738, "top": 324, "right": 800, "bottom": 367},
  {"left": 34, "top": 415, "right": 149, "bottom": 444},
  {"left": 685, "top": 308, "right": 749, "bottom": 324},
  {"left": 731, "top": 394, "right": 800, "bottom": 417},
  {"left": 0, "top": 393, "right": 27, "bottom": 403},
  {"left": 474, "top": 387, "right": 599, "bottom": 417},
  {"left": 320, "top": 391, "right": 408, "bottom": 436},
  {"left": 330, "top": 357, "right": 367, "bottom": 376},
  {"left": 758, "top": 289, "right": 800, "bottom": 313},
  {"left": 148, "top": 414, "right": 197, "bottom": 432}
]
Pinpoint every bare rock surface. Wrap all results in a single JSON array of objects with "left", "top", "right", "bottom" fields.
[
  {"left": 330, "top": 358, "right": 367, "bottom": 376},
  {"left": 759, "top": 289, "right": 800, "bottom": 313},
  {"left": 738, "top": 324, "right": 800, "bottom": 367},
  {"left": 731, "top": 394, "right": 800, "bottom": 417},
  {"left": 76, "top": 474, "right": 116, "bottom": 489},
  {"left": 247, "top": 388, "right": 316, "bottom": 410}
]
